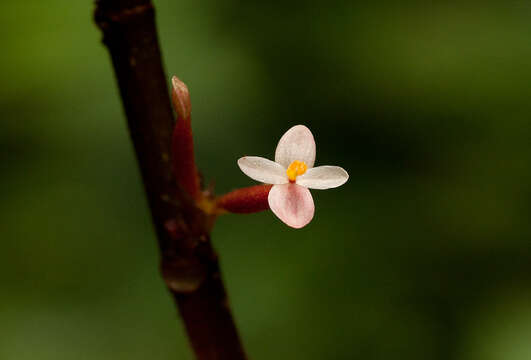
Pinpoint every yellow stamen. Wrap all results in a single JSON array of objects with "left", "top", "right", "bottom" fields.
[{"left": 286, "top": 160, "right": 308, "bottom": 182}]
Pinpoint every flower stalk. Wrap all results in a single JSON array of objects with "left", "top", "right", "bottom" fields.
[{"left": 216, "top": 184, "right": 273, "bottom": 214}]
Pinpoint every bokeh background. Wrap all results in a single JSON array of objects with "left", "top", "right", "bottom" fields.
[{"left": 2, "top": 1, "right": 531, "bottom": 359}]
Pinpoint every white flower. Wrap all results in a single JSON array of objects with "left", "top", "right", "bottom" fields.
[{"left": 237, "top": 125, "right": 349, "bottom": 228}]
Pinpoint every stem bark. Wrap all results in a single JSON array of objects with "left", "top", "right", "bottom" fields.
[{"left": 94, "top": 1, "right": 247, "bottom": 359}]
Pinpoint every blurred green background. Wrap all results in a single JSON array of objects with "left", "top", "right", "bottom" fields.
[{"left": 2, "top": 1, "right": 531, "bottom": 359}]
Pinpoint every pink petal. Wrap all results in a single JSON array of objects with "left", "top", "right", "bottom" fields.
[
  {"left": 274, "top": 125, "right": 316, "bottom": 168},
  {"left": 268, "top": 183, "right": 315, "bottom": 228}
]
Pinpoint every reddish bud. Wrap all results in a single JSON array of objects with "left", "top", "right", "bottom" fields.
[
  {"left": 171, "top": 76, "right": 191, "bottom": 120},
  {"left": 171, "top": 76, "right": 200, "bottom": 200},
  {"left": 216, "top": 185, "right": 273, "bottom": 214}
]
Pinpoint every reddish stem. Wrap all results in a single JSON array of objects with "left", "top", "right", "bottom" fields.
[{"left": 217, "top": 184, "right": 273, "bottom": 213}]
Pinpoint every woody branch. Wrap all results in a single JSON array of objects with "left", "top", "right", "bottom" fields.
[{"left": 93, "top": 1, "right": 247, "bottom": 359}]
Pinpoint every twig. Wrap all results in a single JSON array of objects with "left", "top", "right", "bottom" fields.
[{"left": 94, "top": 1, "right": 247, "bottom": 359}]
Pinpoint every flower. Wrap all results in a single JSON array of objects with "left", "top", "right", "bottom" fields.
[{"left": 237, "top": 125, "right": 348, "bottom": 228}]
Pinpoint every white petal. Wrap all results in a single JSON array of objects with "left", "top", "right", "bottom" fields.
[
  {"left": 238, "top": 157, "right": 288, "bottom": 184},
  {"left": 274, "top": 125, "right": 316, "bottom": 168},
  {"left": 268, "top": 184, "right": 315, "bottom": 228},
  {"left": 296, "top": 166, "right": 348, "bottom": 190}
]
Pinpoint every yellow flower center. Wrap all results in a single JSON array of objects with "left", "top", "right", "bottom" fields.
[{"left": 286, "top": 160, "right": 308, "bottom": 182}]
